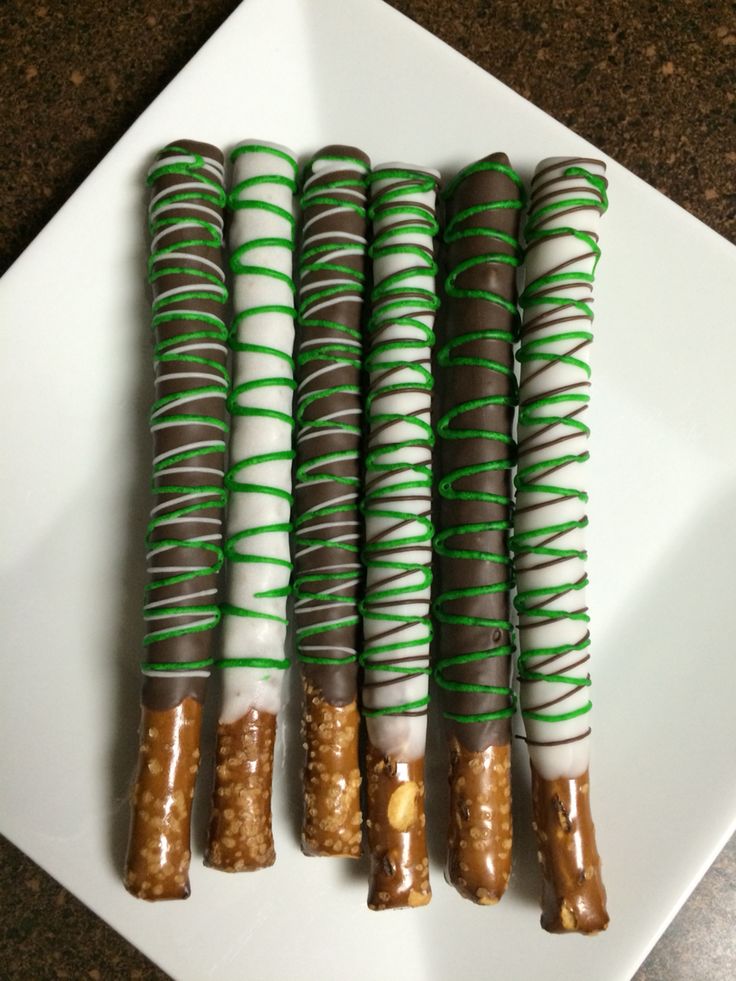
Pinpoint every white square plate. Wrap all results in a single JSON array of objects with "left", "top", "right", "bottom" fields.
[{"left": 1, "top": 0, "right": 734, "bottom": 978}]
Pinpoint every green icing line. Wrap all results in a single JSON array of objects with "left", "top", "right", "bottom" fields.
[
  {"left": 359, "top": 166, "right": 438, "bottom": 717},
  {"left": 294, "top": 149, "right": 369, "bottom": 665},
  {"left": 141, "top": 657, "right": 214, "bottom": 672},
  {"left": 215, "top": 656, "right": 290, "bottom": 670},
  {"left": 361, "top": 695, "right": 430, "bottom": 719},
  {"left": 512, "top": 161, "right": 607, "bottom": 727},
  {"left": 231, "top": 142, "right": 299, "bottom": 174},
  {"left": 217, "top": 143, "right": 297, "bottom": 673},
  {"left": 433, "top": 157, "right": 523, "bottom": 724},
  {"left": 142, "top": 145, "right": 229, "bottom": 671}
]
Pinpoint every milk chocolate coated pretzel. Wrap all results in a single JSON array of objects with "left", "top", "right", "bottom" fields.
[
  {"left": 435, "top": 153, "right": 523, "bottom": 904},
  {"left": 294, "top": 146, "right": 371, "bottom": 857},
  {"left": 125, "top": 141, "right": 228, "bottom": 900}
]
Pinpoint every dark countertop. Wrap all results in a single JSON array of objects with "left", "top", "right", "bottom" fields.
[{"left": 0, "top": 0, "right": 734, "bottom": 977}]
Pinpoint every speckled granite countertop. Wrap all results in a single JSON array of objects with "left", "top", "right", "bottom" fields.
[{"left": 0, "top": 0, "right": 734, "bottom": 978}]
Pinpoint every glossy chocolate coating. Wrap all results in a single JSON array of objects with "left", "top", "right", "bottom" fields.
[
  {"left": 295, "top": 145, "right": 370, "bottom": 705},
  {"left": 435, "top": 153, "right": 521, "bottom": 752},
  {"left": 143, "top": 140, "right": 228, "bottom": 710}
]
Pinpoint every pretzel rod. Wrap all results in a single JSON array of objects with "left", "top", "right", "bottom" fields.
[
  {"left": 435, "top": 154, "right": 523, "bottom": 904},
  {"left": 125, "top": 141, "right": 228, "bottom": 900},
  {"left": 361, "top": 163, "right": 439, "bottom": 910},
  {"left": 205, "top": 141, "right": 297, "bottom": 872},
  {"left": 512, "top": 156, "right": 609, "bottom": 933},
  {"left": 295, "top": 146, "right": 370, "bottom": 857}
]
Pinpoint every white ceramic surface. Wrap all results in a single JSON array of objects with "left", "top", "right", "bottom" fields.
[{"left": 1, "top": 1, "right": 734, "bottom": 979}]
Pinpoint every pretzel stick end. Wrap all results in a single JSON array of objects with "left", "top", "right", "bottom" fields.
[
  {"left": 124, "top": 698, "right": 202, "bottom": 901},
  {"left": 365, "top": 741, "right": 431, "bottom": 910},
  {"left": 301, "top": 680, "right": 362, "bottom": 858},
  {"left": 205, "top": 707, "right": 276, "bottom": 872},
  {"left": 445, "top": 740, "right": 512, "bottom": 905},
  {"left": 531, "top": 765, "right": 609, "bottom": 934}
]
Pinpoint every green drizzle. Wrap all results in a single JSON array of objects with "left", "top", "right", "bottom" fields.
[
  {"left": 512, "top": 162, "right": 608, "bottom": 728},
  {"left": 218, "top": 143, "right": 297, "bottom": 673},
  {"left": 143, "top": 144, "right": 229, "bottom": 672},
  {"left": 360, "top": 167, "right": 438, "bottom": 718},
  {"left": 434, "top": 158, "right": 524, "bottom": 724},
  {"left": 294, "top": 150, "right": 370, "bottom": 666}
]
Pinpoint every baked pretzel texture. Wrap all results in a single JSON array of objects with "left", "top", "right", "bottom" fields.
[{"left": 125, "top": 141, "right": 228, "bottom": 901}]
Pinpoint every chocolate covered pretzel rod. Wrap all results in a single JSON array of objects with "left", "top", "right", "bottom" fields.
[
  {"left": 512, "top": 157, "right": 609, "bottom": 933},
  {"left": 205, "top": 141, "right": 297, "bottom": 872},
  {"left": 125, "top": 141, "right": 228, "bottom": 900},
  {"left": 362, "top": 164, "right": 439, "bottom": 910},
  {"left": 435, "top": 154, "right": 523, "bottom": 904},
  {"left": 295, "top": 146, "right": 370, "bottom": 857}
]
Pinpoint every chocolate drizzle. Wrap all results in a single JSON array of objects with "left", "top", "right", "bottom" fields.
[
  {"left": 514, "top": 156, "right": 609, "bottom": 932},
  {"left": 294, "top": 145, "right": 370, "bottom": 705},
  {"left": 512, "top": 156, "right": 608, "bottom": 757},
  {"left": 361, "top": 164, "right": 438, "bottom": 909},
  {"left": 126, "top": 141, "right": 227, "bottom": 900},
  {"left": 435, "top": 152, "right": 522, "bottom": 754},
  {"left": 361, "top": 165, "right": 439, "bottom": 730},
  {"left": 142, "top": 140, "right": 228, "bottom": 711}
]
